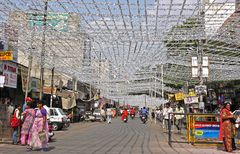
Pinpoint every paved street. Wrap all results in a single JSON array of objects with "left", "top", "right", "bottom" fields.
[{"left": 0, "top": 118, "right": 239, "bottom": 154}]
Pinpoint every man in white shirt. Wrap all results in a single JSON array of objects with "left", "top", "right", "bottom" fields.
[
  {"left": 174, "top": 104, "right": 184, "bottom": 133},
  {"left": 163, "top": 103, "right": 173, "bottom": 130},
  {"left": 106, "top": 108, "right": 112, "bottom": 124}
]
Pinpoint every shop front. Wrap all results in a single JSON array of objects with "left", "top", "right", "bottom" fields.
[{"left": 0, "top": 61, "right": 19, "bottom": 142}]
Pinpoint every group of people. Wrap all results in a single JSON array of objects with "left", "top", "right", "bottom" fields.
[
  {"left": 100, "top": 108, "right": 117, "bottom": 124},
  {"left": 155, "top": 103, "right": 185, "bottom": 133},
  {"left": 155, "top": 101, "right": 240, "bottom": 153},
  {"left": 11, "top": 98, "right": 49, "bottom": 152}
]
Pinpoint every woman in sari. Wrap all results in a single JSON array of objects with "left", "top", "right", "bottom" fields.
[
  {"left": 220, "top": 102, "right": 235, "bottom": 152},
  {"left": 20, "top": 102, "right": 35, "bottom": 145},
  {"left": 29, "top": 101, "right": 48, "bottom": 151}
]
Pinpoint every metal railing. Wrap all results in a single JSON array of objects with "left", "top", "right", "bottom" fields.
[{"left": 167, "top": 113, "right": 221, "bottom": 147}]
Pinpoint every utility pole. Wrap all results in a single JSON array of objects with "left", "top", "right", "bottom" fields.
[
  {"left": 198, "top": 0, "right": 206, "bottom": 113},
  {"left": 89, "top": 83, "right": 92, "bottom": 99},
  {"left": 39, "top": 0, "right": 48, "bottom": 101},
  {"left": 24, "top": 14, "right": 36, "bottom": 102},
  {"left": 50, "top": 67, "right": 54, "bottom": 107},
  {"left": 161, "top": 64, "right": 164, "bottom": 98},
  {"left": 155, "top": 70, "right": 157, "bottom": 98}
]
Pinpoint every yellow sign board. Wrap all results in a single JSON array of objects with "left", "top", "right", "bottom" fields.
[
  {"left": 175, "top": 92, "right": 185, "bottom": 101},
  {"left": 188, "top": 89, "right": 196, "bottom": 96},
  {"left": 0, "top": 51, "right": 13, "bottom": 60},
  {"left": 168, "top": 94, "right": 175, "bottom": 100}
]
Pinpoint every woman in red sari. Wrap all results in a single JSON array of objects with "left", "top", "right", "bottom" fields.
[{"left": 220, "top": 102, "right": 235, "bottom": 152}]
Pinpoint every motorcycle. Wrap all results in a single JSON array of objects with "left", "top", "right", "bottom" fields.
[
  {"left": 130, "top": 114, "right": 135, "bottom": 119},
  {"left": 48, "top": 122, "right": 55, "bottom": 141},
  {"left": 123, "top": 116, "right": 128, "bottom": 123},
  {"left": 64, "top": 118, "right": 71, "bottom": 128},
  {"left": 84, "top": 112, "right": 96, "bottom": 122},
  {"left": 141, "top": 114, "right": 147, "bottom": 124}
]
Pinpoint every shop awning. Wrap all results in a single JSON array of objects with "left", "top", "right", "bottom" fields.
[{"left": 57, "top": 90, "right": 76, "bottom": 109}]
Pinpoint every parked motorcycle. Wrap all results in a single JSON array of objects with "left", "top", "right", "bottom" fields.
[{"left": 84, "top": 111, "right": 96, "bottom": 122}]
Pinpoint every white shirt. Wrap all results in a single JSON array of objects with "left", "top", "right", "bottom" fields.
[
  {"left": 106, "top": 109, "right": 112, "bottom": 116},
  {"left": 175, "top": 107, "right": 184, "bottom": 119},
  {"left": 163, "top": 107, "right": 173, "bottom": 119}
]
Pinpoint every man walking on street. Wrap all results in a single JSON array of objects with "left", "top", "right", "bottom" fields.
[
  {"left": 175, "top": 104, "right": 184, "bottom": 133},
  {"left": 163, "top": 103, "right": 173, "bottom": 130},
  {"left": 106, "top": 108, "right": 112, "bottom": 124}
]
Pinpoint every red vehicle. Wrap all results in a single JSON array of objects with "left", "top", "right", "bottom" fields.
[
  {"left": 130, "top": 108, "right": 136, "bottom": 119},
  {"left": 122, "top": 109, "right": 129, "bottom": 123}
]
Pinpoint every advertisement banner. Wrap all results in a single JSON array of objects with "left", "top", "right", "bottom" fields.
[
  {"left": 184, "top": 96, "right": 199, "bottom": 104},
  {"left": 194, "top": 121, "right": 220, "bottom": 139},
  {"left": 28, "top": 12, "right": 69, "bottom": 32},
  {"left": 3, "top": 71, "right": 17, "bottom": 88},
  {"left": 3, "top": 61, "right": 17, "bottom": 88},
  {"left": 175, "top": 92, "right": 185, "bottom": 101},
  {"left": 0, "top": 51, "right": 13, "bottom": 60}
]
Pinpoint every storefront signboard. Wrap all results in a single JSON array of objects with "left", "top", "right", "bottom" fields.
[
  {"left": 0, "top": 51, "right": 13, "bottom": 60},
  {"left": 184, "top": 96, "right": 199, "bottom": 104},
  {"left": 3, "top": 61, "right": 17, "bottom": 88},
  {"left": 175, "top": 92, "right": 185, "bottom": 101}
]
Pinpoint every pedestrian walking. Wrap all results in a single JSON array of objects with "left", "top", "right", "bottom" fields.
[
  {"left": 11, "top": 104, "right": 21, "bottom": 145},
  {"left": 29, "top": 101, "right": 48, "bottom": 151},
  {"left": 174, "top": 104, "right": 184, "bottom": 133},
  {"left": 163, "top": 103, "right": 173, "bottom": 130},
  {"left": 20, "top": 102, "right": 35, "bottom": 145},
  {"left": 100, "top": 108, "right": 106, "bottom": 122},
  {"left": 106, "top": 108, "right": 112, "bottom": 124},
  {"left": 219, "top": 102, "right": 236, "bottom": 152}
]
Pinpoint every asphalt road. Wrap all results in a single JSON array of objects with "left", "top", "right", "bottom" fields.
[{"left": 0, "top": 118, "right": 238, "bottom": 154}]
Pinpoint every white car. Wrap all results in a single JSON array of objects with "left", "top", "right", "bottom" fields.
[
  {"left": 93, "top": 109, "right": 102, "bottom": 121},
  {"left": 44, "top": 106, "right": 69, "bottom": 131}
]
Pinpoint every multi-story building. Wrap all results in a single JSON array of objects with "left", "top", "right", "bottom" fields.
[{"left": 7, "top": 11, "right": 86, "bottom": 88}]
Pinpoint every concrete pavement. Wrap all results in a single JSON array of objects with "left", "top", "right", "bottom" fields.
[{"left": 0, "top": 118, "right": 239, "bottom": 154}]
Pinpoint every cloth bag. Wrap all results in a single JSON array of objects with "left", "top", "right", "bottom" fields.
[
  {"left": 39, "top": 131, "right": 46, "bottom": 143},
  {"left": 235, "top": 117, "right": 240, "bottom": 128}
]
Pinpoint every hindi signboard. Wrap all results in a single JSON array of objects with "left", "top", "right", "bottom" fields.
[
  {"left": 0, "top": 51, "right": 13, "bottom": 60},
  {"left": 2, "top": 61, "right": 17, "bottom": 88}
]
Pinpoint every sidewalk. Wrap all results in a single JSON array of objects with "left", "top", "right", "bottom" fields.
[{"left": 152, "top": 120, "right": 240, "bottom": 153}]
